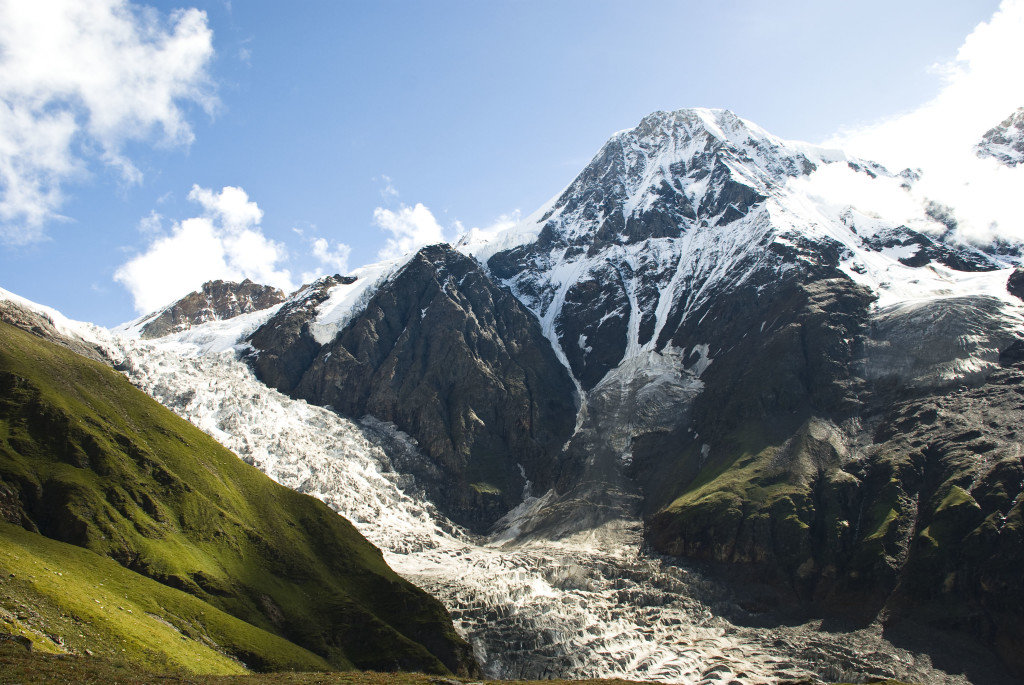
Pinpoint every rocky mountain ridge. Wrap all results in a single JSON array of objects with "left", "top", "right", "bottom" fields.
[
  {"left": 135, "top": 279, "right": 287, "bottom": 339},
  {"left": 246, "top": 246, "right": 577, "bottom": 531}
]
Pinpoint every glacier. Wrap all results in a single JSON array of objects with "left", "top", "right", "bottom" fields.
[{"left": 91, "top": 311, "right": 973, "bottom": 685}]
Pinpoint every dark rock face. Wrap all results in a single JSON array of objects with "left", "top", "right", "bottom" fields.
[
  {"left": 644, "top": 286, "right": 1024, "bottom": 680},
  {"left": 555, "top": 261, "right": 631, "bottom": 389},
  {"left": 247, "top": 246, "right": 577, "bottom": 532},
  {"left": 977, "top": 107, "right": 1024, "bottom": 167},
  {"left": 1007, "top": 267, "right": 1024, "bottom": 301},
  {"left": 140, "top": 279, "right": 286, "bottom": 339},
  {"left": 246, "top": 274, "right": 354, "bottom": 394}
]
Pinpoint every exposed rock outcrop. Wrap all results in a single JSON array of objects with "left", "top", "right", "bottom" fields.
[
  {"left": 139, "top": 279, "right": 286, "bottom": 339},
  {"left": 247, "top": 246, "right": 578, "bottom": 531},
  {"left": 1007, "top": 267, "right": 1024, "bottom": 301},
  {"left": 246, "top": 274, "right": 354, "bottom": 394},
  {"left": 0, "top": 300, "right": 108, "bottom": 364}
]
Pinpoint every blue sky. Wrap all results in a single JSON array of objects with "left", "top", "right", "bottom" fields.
[{"left": 0, "top": 0, "right": 1015, "bottom": 326}]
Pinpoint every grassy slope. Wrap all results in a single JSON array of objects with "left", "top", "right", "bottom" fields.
[
  {"left": 0, "top": 520, "right": 327, "bottom": 674},
  {"left": 0, "top": 321, "right": 472, "bottom": 675}
]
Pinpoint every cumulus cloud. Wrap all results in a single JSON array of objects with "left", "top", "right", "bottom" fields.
[
  {"left": 374, "top": 203, "right": 447, "bottom": 259},
  {"left": 826, "top": 0, "right": 1024, "bottom": 243},
  {"left": 312, "top": 238, "right": 352, "bottom": 272},
  {"left": 0, "top": 0, "right": 216, "bottom": 243},
  {"left": 114, "top": 186, "right": 293, "bottom": 314},
  {"left": 452, "top": 210, "right": 522, "bottom": 248},
  {"left": 299, "top": 237, "right": 352, "bottom": 284}
]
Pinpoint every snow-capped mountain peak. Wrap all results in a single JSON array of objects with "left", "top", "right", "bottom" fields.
[
  {"left": 532, "top": 107, "right": 860, "bottom": 247},
  {"left": 481, "top": 107, "right": 1018, "bottom": 392}
]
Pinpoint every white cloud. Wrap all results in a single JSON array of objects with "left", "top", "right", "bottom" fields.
[
  {"left": 374, "top": 203, "right": 447, "bottom": 259},
  {"left": 452, "top": 210, "right": 522, "bottom": 247},
  {"left": 0, "top": 0, "right": 215, "bottom": 243},
  {"left": 189, "top": 184, "right": 262, "bottom": 232},
  {"left": 827, "top": 0, "right": 1024, "bottom": 244},
  {"left": 311, "top": 238, "right": 352, "bottom": 273},
  {"left": 114, "top": 185, "right": 293, "bottom": 314},
  {"left": 138, "top": 210, "right": 164, "bottom": 235},
  {"left": 788, "top": 164, "right": 937, "bottom": 231},
  {"left": 300, "top": 237, "right": 353, "bottom": 284}
]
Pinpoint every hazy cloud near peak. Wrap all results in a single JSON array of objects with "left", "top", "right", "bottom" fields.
[
  {"left": 827, "top": 0, "right": 1024, "bottom": 244},
  {"left": 0, "top": 0, "right": 216, "bottom": 244},
  {"left": 115, "top": 186, "right": 293, "bottom": 315}
]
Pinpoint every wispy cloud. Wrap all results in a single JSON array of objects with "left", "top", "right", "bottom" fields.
[
  {"left": 0, "top": 0, "right": 216, "bottom": 243},
  {"left": 377, "top": 174, "right": 400, "bottom": 201},
  {"left": 827, "top": 0, "right": 1024, "bottom": 243},
  {"left": 452, "top": 210, "right": 522, "bottom": 247},
  {"left": 114, "top": 185, "right": 293, "bottom": 314}
]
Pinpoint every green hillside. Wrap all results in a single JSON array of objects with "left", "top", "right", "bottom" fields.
[{"left": 0, "top": 321, "right": 475, "bottom": 675}]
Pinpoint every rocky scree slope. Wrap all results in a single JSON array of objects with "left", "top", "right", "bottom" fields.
[{"left": 0, "top": 317, "right": 476, "bottom": 675}]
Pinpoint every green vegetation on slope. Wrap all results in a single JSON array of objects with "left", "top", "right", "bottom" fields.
[
  {"left": 0, "top": 321, "right": 474, "bottom": 675},
  {"left": 0, "top": 520, "right": 327, "bottom": 673}
]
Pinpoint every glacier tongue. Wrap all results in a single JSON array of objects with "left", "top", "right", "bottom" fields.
[{"left": 98, "top": 325, "right": 972, "bottom": 685}]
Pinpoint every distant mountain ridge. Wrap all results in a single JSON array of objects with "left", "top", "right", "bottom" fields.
[{"left": 135, "top": 279, "right": 287, "bottom": 339}]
